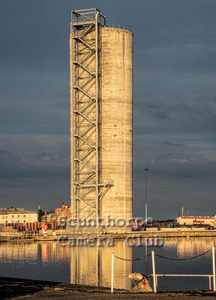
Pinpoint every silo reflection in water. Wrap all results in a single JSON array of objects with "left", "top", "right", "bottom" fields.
[
  {"left": 1, "top": 238, "right": 216, "bottom": 291},
  {"left": 164, "top": 237, "right": 215, "bottom": 258},
  {"left": 70, "top": 240, "right": 132, "bottom": 290}
]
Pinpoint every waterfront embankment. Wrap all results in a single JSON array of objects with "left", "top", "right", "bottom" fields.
[
  {"left": 1, "top": 228, "right": 216, "bottom": 242},
  {"left": 1, "top": 277, "right": 216, "bottom": 300}
]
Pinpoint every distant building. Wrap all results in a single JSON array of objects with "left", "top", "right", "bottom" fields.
[
  {"left": 55, "top": 202, "right": 72, "bottom": 219},
  {"left": 0, "top": 207, "right": 38, "bottom": 224}
]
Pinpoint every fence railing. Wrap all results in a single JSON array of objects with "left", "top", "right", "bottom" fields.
[
  {"left": 107, "top": 23, "right": 132, "bottom": 32},
  {"left": 111, "top": 246, "right": 216, "bottom": 293}
]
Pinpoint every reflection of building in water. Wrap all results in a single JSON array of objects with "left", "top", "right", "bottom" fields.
[
  {"left": 39, "top": 242, "right": 71, "bottom": 264},
  {"left": 163, "top": 237, "right": 216, "bottom": 258},
  {"left": 177, "top": 237, "right": 215, "bottom": 258},
  {"left": 0, "top": 242, "right": 38, "bottom": 263},
  {"left": 70, "top": 240, "right": 132, "bottom": 290},
  {"left": 163, "top": 238, "right": 178, "bottom": 250},
  {"left": 0, "top": 242, "right": 71, "bottom": 265},
  {"left": 0, "top": 240, "right": 132, "bottom": 289}
]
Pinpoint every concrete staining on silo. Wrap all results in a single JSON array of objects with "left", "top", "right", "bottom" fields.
[{"left": 100, "top": 27, "right": 133, "bottom": 228}]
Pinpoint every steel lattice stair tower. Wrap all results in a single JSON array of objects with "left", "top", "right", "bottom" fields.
[{"left": 70, "top": 9, "right": 113, "bottom": 227}]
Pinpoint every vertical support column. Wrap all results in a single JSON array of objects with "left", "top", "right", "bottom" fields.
[
  {"left": 151, "top": 250, "right": 157, "bottom": 293},
  {"left": 70, "top": 14, "right": 75, "bottom": 219},
  {"left": 95, "top": 11, "right": 99, "bottom": 225},
  {"left": 212, "top": 246, "right": 216, "bottom": 291},
  {"left": 111, "top": 252, "right": 114, "bottom": 293}
]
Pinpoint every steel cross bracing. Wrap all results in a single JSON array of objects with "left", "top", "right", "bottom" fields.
[{"left": 70, "top": 9, "right": 112, "bottom": 224}]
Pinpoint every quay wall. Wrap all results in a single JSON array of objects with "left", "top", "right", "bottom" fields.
[{"left": 1, "top": 229, "right": 216, "bottom": 242}]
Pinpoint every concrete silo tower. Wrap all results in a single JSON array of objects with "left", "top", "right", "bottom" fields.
[{"left": 70, "top": 8, "right": 133, "bottom": 232}]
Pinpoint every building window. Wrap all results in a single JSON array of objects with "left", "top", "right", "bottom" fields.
[
  {"left": 12, "top": 215, "right": 14, "bottom": 218},
  {"left": 18, "top": 215, "right": 20, "bottom": 218},
  {"left": 23, "top": 215, "right": 26, "bottom": 218}
]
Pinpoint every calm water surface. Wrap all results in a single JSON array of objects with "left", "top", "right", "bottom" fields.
[{"left": 0, "top": 237, "right": 215, "bottom": 291}]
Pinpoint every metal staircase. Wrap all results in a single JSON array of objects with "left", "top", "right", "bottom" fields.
[{"left": 70, "top": 9, "right": 113, "bottom": 226}]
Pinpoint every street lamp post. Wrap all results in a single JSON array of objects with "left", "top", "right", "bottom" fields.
[{"left": 144, "top": 168, "right": 149, "bottom": 222}]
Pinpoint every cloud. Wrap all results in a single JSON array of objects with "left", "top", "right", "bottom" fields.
[
  {"left": 0, "top": 136, "right": 69, "bottom": 179},
  {"left": 0, "top": 0, "right": 216, "bottom": 217},
  {"left": 136, "top": 100, "right": 216, "bottom": 121},
  {"left": 133, "top": 99, "right": 216, "bottom": 141},
  {"left": 0, "top": 70, "right": 69, "bottom": 135},
  {"left": 0, "top": 136, "right": 70, "bottom": 210}
]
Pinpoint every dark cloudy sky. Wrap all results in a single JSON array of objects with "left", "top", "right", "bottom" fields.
[{"left": 0, "top": 0, "right": 216, "bottom": 219}]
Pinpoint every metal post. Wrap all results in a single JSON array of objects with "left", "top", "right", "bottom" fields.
[
  {"left": 145, "top": 203, "right": 148, "bottom": 224},
  {"left": 212, "top": 246, "right": 216, "bottom": 291},
  {"left": 111, "top": 253, "right": 114, "bottom": 293},
  {"left": 144, "top": 168, "right": 149, "bottom": 222},
  {"left": 145, "top": 243, "right": 148, "bottom": 275},
  {"left": 209, "top": 276, "right": 211, "bottom": 291},
  {"left": 151, "top": 250, "right": 157, "bottom": 293}
]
